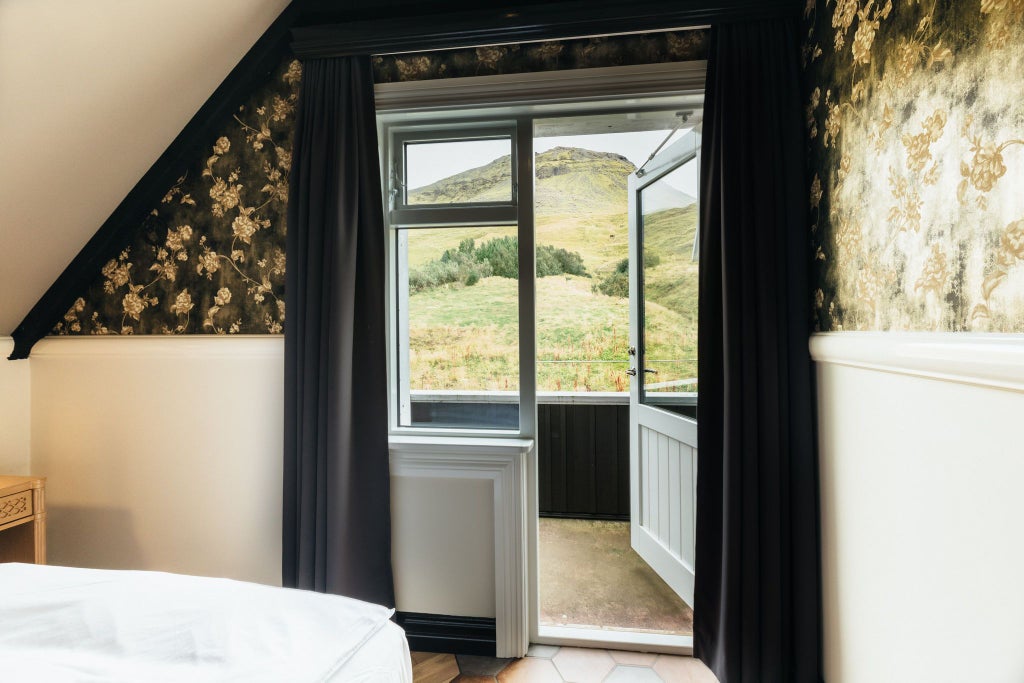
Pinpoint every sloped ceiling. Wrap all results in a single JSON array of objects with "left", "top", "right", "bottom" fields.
[{"left": 0, "top": 0, "right": 291, "bottom": 335}]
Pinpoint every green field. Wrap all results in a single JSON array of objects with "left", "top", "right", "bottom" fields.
[{"left": 407, "top": 204, "right": 698, "bottom": 393}]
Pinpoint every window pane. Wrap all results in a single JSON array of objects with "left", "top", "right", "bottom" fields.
[
  {"left": 640, "top": 159, "right": 699, "bottom": 416},
  {"left": 533, "top": 116, "right": 684, "bottom": 394},
  {"left": 398, "top": 225, "right": 520, "bottom": 429},
  {"left": 405, "top": 138, "right": 513, "bottom": 205}
]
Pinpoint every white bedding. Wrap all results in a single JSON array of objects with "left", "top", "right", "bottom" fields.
[{"left": 0, "top": 563, "right": 411, "bottom": 683}]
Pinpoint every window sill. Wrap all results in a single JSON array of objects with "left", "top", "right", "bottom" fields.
[{"left": 389, "top": 435, "right": 534, "bottom": 455}]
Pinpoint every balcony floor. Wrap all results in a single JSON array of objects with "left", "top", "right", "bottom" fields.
[{"left": 539, "top": 518, "right": 694, "bottom": 636}]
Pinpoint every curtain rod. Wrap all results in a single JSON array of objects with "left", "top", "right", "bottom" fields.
[{"left": 290, "top": 0, "right": 802, "bottom": 59}]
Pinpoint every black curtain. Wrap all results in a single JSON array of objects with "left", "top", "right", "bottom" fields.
[
  {"left": 694, "top": 19, "right": 821, "bottom": 683},
  {"left": 283, "top": 56, "right": 395, "bottom": 607}
]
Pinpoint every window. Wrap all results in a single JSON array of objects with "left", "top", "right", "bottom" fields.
[
  {"left": 383, "top": 103, "right": 703, "bottom": 433},
  {"left": 387, "top": 123, "right": 524, "bottom": 431}
]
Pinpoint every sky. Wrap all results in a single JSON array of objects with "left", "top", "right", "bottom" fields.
[{"left": 404, "top": 127, "right": 698, "bottom": 196}]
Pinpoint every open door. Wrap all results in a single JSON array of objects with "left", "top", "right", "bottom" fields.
[{"left": 628, "top": 130, "right": 700, "bottom": 607}]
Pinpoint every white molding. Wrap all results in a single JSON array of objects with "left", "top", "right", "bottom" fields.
[
  {"left": 30, "top": 335, "right": 283, "bottom": 359},
  {"left": 375, "top": 61, "right": 706, "bottom": 112},
  {"left": 637, "top": 404, "right": 698, "bottom": 446},
  {"left": 809, "top": 332, "right": 1024, "bottom": 393},
  {"left": 536, "top": 625, "right": 692, "bottom": 656},
  {"left": 389, "top": 437, "right": 533, "bottom": 658},
  {"left": 408, "top": 389, "right": 629, "bottom": 405}
]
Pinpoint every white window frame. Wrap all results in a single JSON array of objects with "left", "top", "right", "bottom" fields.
[
  {"left": 383, "top": 117, "right": 535, "bottom": 438},
  {"left": 390, "top": 124, "right": 520, "bottom": 226}
]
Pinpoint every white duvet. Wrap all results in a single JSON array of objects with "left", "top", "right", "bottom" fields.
[{"left": 0, "top": 563, "right": 411, "bottom": 683}]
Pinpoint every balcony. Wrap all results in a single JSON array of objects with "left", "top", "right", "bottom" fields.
[{"left": 411, "top": 390, "right": 695, "bottom": 636}]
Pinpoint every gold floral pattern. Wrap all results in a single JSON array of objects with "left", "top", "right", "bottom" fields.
[
  {"left": 371, "top": 30, "right": 708, "bottom": 82},
  {"left": 53, "top": 30, "right": 711, "bottom": 338},
  {"left": 53, "top": 58, "right": 300, "bottom": 336},
  {"left": 806, "top": 0, "right": 1024, "bottom": 331}
]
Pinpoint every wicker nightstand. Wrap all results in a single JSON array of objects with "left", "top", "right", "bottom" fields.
[{"left": 0, "top": 475, "right": 46, "bottom": 564}]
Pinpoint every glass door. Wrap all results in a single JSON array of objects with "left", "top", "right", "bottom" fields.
[{"left": 627, "top": 130, "right": 701, "bottom": 607}]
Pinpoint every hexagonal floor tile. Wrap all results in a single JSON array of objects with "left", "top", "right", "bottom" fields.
[
  {"left": 604, "top": 665, "right": 664, "bottom": 682},
  {"left": 527, "top": 644, "right": 561, "bottom": 658},
  {"left": 610, "top": 651, "right": 659, "bottom": 666},
  {"left": 552, "top": 647, "right": 615, "bottom": 681}
]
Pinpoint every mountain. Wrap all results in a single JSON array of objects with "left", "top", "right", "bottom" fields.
[
  {"left": 407, "top": 154, "right": 513, "bottom": 204},
  {"left": 534, "top": 147, "right": 632, "bottom": 214},
  {"left": 407, "top": 146, "right": 696, "bottom": 216}
]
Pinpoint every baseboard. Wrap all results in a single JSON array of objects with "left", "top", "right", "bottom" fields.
[{"left": 395, "top": 611, "right": 497, "bottom": 657}]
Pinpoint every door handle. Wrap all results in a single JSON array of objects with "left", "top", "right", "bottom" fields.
[{"left": 625, "top": 368, "right": 637, "bottom": 376}]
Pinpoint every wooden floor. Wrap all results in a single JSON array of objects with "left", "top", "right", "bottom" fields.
[{"left": 412, "top": 645, "right": 718, "bottom": 682}]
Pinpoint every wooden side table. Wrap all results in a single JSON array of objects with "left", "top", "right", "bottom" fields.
[{"left": 0, "top": 475, "right": 46, "bottom": 564}]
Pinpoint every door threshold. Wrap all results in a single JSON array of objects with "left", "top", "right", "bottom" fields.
[{"left": 535, "top": 625, "right": 693, "bottom": 655}]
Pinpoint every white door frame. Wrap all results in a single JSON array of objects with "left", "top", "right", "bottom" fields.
[{"left": 376, "top": 63, "right": 705, "bottom": 655}]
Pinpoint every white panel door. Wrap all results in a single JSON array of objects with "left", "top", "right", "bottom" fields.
[{"left": 627, "top": 131, "right": 700, "bottom": 607}]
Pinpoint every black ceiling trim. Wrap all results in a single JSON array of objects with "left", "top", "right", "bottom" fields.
[
  {"left": 291, "top": 0, "right": 801, "bottom": 59},
  {"left": 8, "top": 4, "right": 301, "bottom": 360}
]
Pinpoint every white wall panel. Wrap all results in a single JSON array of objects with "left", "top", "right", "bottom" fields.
[
  {"left": 0, "top": 338, "right": 31, "bottom": 475},
  {"left": 813, "top": 332, "right": 1024, "bottom": 683},
  {"left": 391, "top": 475, "right": 495, "bottom": 618},
  {"left": 30, "top": 337, "right": 284, "bottom": 585}
]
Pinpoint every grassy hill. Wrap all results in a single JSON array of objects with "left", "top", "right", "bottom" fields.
[
  {"left": 404, "top": 146, "right": 698, "bottom": 393},
  {"left": 409, "top": 274, "right": 693, "bottom": 393},
  {"left": 407, "top": 146, "right": 634, "bottom": 213},
  {"left": 407, "top": 147, "right": 635, "bottom": 271}
]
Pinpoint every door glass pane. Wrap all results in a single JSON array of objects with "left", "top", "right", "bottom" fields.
[
  {"left": 639, "top": 158, "right": 699, "bottom": 417},
  {"left": 405, "top": 138, "right": 512, "bottom": 205},
  {"left": 532, "top": 116, "right": 686, "bottom": 395},
  {"left": 397, "top": 225, "right": 520, "bottom": 429}
]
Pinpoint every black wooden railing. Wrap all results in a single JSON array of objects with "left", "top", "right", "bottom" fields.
[
  {"left": 410, "top": 395, "right": 631, "bottom": 521},
  {"left": 536, "top": 403, "right": 630, "bottom": 520}
]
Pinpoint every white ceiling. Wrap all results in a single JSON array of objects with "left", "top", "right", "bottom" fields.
[{"left": 0, "top": 0, "right": 291, "bottom": 335}]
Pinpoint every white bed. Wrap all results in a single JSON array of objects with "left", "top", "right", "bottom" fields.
[{"left": 0, "top": 563, "right": 412, "bottom": 682}]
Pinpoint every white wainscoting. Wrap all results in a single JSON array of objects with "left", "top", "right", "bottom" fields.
[
  {"left": 390, "top": 436, "right": 531, "bottom": 659},
  {"left": 30, "top": 336, "right": 284, "bottom": 585},
  {"left": 811, "top": 332, "right": 1024, "bottom": 683},
  {"left": 0, "top": 338, "right": 31, "bottom": 475}
]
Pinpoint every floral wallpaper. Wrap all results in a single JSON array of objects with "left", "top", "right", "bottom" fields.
[
  {"left": 371, "top": 30, "right": 708, "bottom": 82},
  {"left": 53, "top": 29, "right": 708, "bottom": 337},
  {"left": 54, "top": 59, "right": 301, "bottom": 336},
  {"left": 805, "top": 1, "right": 1024, "bottom": 332}
]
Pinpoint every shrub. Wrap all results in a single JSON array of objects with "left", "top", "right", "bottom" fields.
[
  {"left": 410, "top": 236, "right": 589, "bottom": 291},
  {"left": 592, "top": 254, "right": 662, "bottom": 299},
  {"left": 537, "top": 244, "right": 588, "bottom": 278},
  {"left": 595, "top": 268, "right": 629, "bottom": 298},
  {"left": 409, "top": 246, "right": 492, "bottom": 291},
  {"left": 475, "top": 236, "right": 519, "bottom": 278}
]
